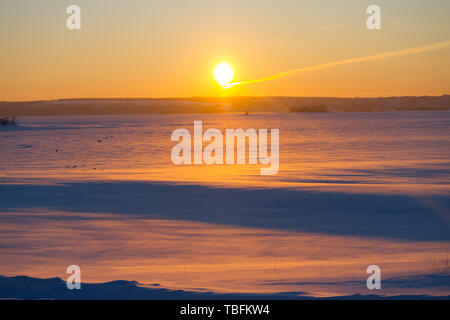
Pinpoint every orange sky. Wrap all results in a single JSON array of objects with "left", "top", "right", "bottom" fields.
[{"left": 0, "top": 0, "right": 449, "bottom": 101}]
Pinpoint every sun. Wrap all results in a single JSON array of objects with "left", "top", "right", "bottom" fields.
[{"left": 213, "top": 62, "right": 234, "bottom": 88}]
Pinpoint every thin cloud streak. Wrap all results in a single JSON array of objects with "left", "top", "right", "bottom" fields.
[{"left": 227, "top": 40, "right": 450, "bottom": 88}]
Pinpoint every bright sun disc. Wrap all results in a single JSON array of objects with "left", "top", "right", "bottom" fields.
[{"left": 214, "top": 62, "right": 234, "bottom": 88}]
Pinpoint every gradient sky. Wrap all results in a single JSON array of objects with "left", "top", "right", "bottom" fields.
[{"left": 0, "top": 0, "right": 449, "bottom": 101}]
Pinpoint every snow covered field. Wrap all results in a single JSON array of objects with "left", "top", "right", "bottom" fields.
[{"left": 0, "top": 112, "right": 449, "bottom": 298}]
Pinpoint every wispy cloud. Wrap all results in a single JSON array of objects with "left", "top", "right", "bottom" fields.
[{"left": 227, "top": 40, "right": 450, "bottom": 88}]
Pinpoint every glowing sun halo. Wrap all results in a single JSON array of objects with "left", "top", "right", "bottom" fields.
[{"left": 214, "top": 62, "right": 234, "bottom": 88}]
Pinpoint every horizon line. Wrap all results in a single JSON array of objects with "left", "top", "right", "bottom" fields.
[{"left": 1, "top": 94, "right": 449, "bottom": 104}]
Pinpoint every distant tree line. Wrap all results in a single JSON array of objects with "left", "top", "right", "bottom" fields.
[{"left": 289, "top": 105, "right": 329, "bottom": 113}]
